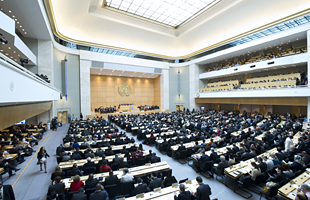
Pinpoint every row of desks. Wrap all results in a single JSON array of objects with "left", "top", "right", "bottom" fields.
[
  {"left": 59, "top": 150, "right": 149, "bottom": 170},
  {"left": 62, "top": 161, "right": 170, "bottom": 189},
  {"left": 67, "top": 143, "right": 138, "bottom": 154},
  {"left": 241, "top": 80, "right": 296, "bottom": 89}
]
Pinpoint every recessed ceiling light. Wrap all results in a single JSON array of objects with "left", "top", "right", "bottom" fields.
[
  {"left": 14, "top": 19, "right": 17, "bottom": 21},
  {"left": 22, "top": 29, "right": 24, "bottom": 31},
  {"left": 10, "top": 56, "right": 13, "bottom": 59},
  {"left": 5, "top": 53, "right": 8, "bottom": 55},
  {"left": 99, "top": 73, "right": 100, "bottom": 75},
  {"left": 20, "top": 25, "right": 22, "bottom": 28},
  {"left": 24, "top": 32, "right": 27, "bottom": 34},
  {"left": 119, "top": 75, "right": 121, "bottom": 76},
  {"left": 12, "top": 15, "right": 15, "bottom": 18},
  {"left": 13, "top": 51, "right": 15, "bottom": 53},
  {"left": 9, "top": 10, "right": 11, "bottom": 13},
  {"left": 8, "top": 47, "right": 11, "bottom": 49},
  {"left": 110, "top": 74, "right": 112, "bottom": 76},
  {"left": 14, "top": 59, "right": 17, "bottom": 61},
  {"left": 0, "top": 50, "right": 3, "bottom": 52},
  {"left": 17, "top": 22, "right": 19, "bottom": 24},
  {"left": 18, "top": 55, "right": 20, "bottom": 57}
]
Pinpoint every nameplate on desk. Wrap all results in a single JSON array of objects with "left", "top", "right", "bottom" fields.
[
  {"left": 145, "top": 163, "right": 151, "bottom": 166},
  {"left": 185, "top": 180, "right": 192, "bottom": 184},
  {"left": 172, "top": 183, "right": 178, "bottom": 188},
  {"left": 136, "top": 193, "right": 144, "bottom": 199},
  {"left": 117, "top": 198, "right": 125, "bottom": 200},
  {"left": 4, "top": 156, "right": 12, "bottom": 159},
  {"left": 154, "top": 187, "right": 161, "bottom": 193}
]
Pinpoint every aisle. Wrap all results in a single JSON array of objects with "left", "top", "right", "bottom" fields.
[
  {"left": 114, "top": 124, "right": 260, "bottom": 200},
  {"left": 8, "top": 124, "right": 69, "bottom": 200}
]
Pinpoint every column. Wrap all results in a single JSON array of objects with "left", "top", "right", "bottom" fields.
[
  {"left": 215, "top": 103, "right": 220, "bottom": 111},
  {"left": 307, "top": 30, "right": 310, "bottom": 87},
  {"left": 80, "top": 60, "right": 91, "bottom": 119},
  {"left": 160, "top": 69, "right": 169, "bottom": 111},
  {"left": 189, "top": 63, "right": 199, "bottom": 110},
  {"left": 37, "top": 40, "right": 53, "bottom": 123}
]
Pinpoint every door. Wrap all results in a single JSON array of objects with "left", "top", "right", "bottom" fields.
[
  {"left": 57, "top": 111, "right": 63, "bottom": 122},
  {"left": 180, "top": 105, "right": 184, "bottom": 111},
  {"left": 176, "top": 105, "right": 180, "bottom": 111},
  {"left": 62, "top": 111, "right": 68, "bottom": 124}
]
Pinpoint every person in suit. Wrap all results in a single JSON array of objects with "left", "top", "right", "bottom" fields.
[
  {"left": 174, "top": 184, "right": 191, "bottom": 200},
  {"left": 211, "top": 155, "right": 228, "bottom": 178},
  {"left": 191, "top": 176, "right": 212, "bottom": 200},
  {"left": 47, "top": 176, "right": 65, "bottom": 196},
  {"left": 67, "top": 164, "right": 83, "bottom": 177},
  {"left": 150, "top": 153, "right": 161, "bottom": 163},
  {"left": 149, "top": 172, "right": 162, "bottom": 191},
  {"left": 133, "top": 177, "right": 150, "bottom": 195},
  {"left": 0, "top": 180, "right": 15, "bottom": 200},
  {"left": 72, "top": 187, "right": 87, "bottom": 200},
  {"left": 176, "top": 142, "right": 186, "bottom": 159},
  {"left": 90, "top": 184, "right": 109, "bottom": 200},
  {"left": 257, "top": 157, "right": 267, "bottom": 173},
  {"left": 118, "top": 157, "right": 129, "bottom": 169},
  {"left": 198, "top": 152, "right": 210, "bottom": 172},
  {"left": 71, "top": 151, "right": 83, "bottom": 160},
  {"left": 112, "top": 154, "right": 121, "bottom": 164},
  {"left": 85, "top": 174, "right": 99, "bottom": 189},
  {"left": 105, "top": 171, "right": 118, "bottom": 185},
  {"left": 209, "top": 148, "right": 218, "bottom": 162},
  {"left": 275, "top": 147, "right": 286, "bottom": 163},
  {"left": 83, "top": 157, "right": 96, "bottom": 172},
  {"left": 268, "top": 166, "right": 287, "bottom": 183}
]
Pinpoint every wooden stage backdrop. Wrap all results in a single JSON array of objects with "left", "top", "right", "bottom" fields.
[{"left": 90, "top": 75, "right": 161, "bottom": 111}]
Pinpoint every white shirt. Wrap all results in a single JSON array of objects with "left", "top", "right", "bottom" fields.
[
  {"left": 285, "top": 137, "right": 294, "bottom": 152},
  {"left": 120, "top": 173, "right": 134, "bottom": 183}
]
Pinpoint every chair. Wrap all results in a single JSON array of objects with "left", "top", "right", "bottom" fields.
[
  {"left": 85, "top": 188, "right": 95, "bottom": 199},
  {"left": 177, "top": 150, "right": 188, "bottom": 164},
  {"left": 120, "top": 181, "right": 135, "bottom": 196},
  {"left": 259, "top": 183, "right": 280, "bottom": 200},
  {"left": 111, "top": 163, "right": 119, "bottom": 171},
  {"left": 65, "top": 191, "right": 77, "bottom": 200},
  {"left": 105, "top": 184, "right": 119, "bottom": 198},
  {"left": 115, "top": 194, "right": 129, "bottom": 199},
  {"left": 149, "top": 137, "right": 156, "bottom": 146},
  {"left": 135, "top": 174, "right": 150, "bottom": 185},
  {"left": 179, "top": 178, "right": 188, "bottom": 184},
  {"left": 56, "top": 157, "right": 62, "bottom": 164},
  {"left": 135, "top": 158, "right": 145, "bottom": 166},
  {"left": 83, "top": 167, "right": 95, "bottom": 175},
  {"left": 233, "top": 175, "right": 253, "bottom": 199}
]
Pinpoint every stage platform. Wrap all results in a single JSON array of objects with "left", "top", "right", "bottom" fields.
[{"left": 86, "top": 109, "right": 166, "bottom": 119}]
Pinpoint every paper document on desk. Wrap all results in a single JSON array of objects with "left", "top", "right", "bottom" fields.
[{"left": 5, "top": 156, "right": 12, "bottom": 159}]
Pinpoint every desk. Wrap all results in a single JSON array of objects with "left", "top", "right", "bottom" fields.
[
  {"left": 76, "top": 137, "right": 127, "bottom": 145},
  {"left": 68, "top": 143, "right": 137, "bottom": 154},
  {"left": 241, "top": 80, "right": 296, "bottom": 89},
  {"left": 61, "top": 161, "right": 170, "bottom": 189},
  {"left": 170, "top": 137, "right": 221, "bottom": 152},
  {"left": 278, "top": 169, "right": 310, "bottom": 200},
  {"left": 59, "top": 150, "right": 149, "bottom": 169},
  {"left": 125, "top": 180, "right": 199, "bottom": 200},
  {"left": 208, "top": 80, "right": 239, "bottom": 87}
]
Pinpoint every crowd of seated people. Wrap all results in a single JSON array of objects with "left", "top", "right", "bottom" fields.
[
  {"left": 48, "top": 117, "right": 180, "bottom": 199},
  {"left": 94, "top": 106, "right": 116, "bottom": 114},
  {"left": 137, "top": 105, "right": 160, "bottom": 111},
  {"left": 119, "top": 103, "right": 134, "bottom": 106},
  {"left": 110, "top": 109, "right": 308, "bottom": 198},
  {"left": 36, "top": 74, "right": 50, "bottom": 83},
  {"left": 203, "top": 70, "right": 307, "bottom": 92},
  {"left": 0, "top": 123, "right": 47, "bottom": 178},
  {"left": 204, "top": 46, "right": 307, "bottom": 73}
]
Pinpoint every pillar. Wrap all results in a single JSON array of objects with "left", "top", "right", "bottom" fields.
[
  {"left": 160, "top": 69, "right": 169, "bottom": 112},
  {"left": 215, "top": 103, "right": 220, "bottom": 111},
  {"left": 189, "top": 63, "right": 199, "bottom": 110},
  {"left": 308, "top": 97, "right": 310, "bottom": 122},
  {"left": 307, "top": 30, "right": 310, "bottom": 88},
  {"left": 37, "top": 40, "right": 54, "bottom": 123},
  {"left": 80, "top": 60, "right": 91, "bottom": 119}
]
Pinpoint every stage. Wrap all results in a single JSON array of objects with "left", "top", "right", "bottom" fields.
[{"left": 86, "top": 109, "right": 165, "bottom": 119}]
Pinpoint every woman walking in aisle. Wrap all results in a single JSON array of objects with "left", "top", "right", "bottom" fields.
[{"left": 37, "top": 147, "right": 50, "bottom": 173}]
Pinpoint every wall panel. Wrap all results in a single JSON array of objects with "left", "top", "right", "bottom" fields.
[{"left": 90, "top": 75, "right": 159, "bottom": 111}]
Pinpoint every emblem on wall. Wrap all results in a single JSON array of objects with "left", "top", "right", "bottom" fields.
[{"left": 118, "top": 83, "right": 132, "bottom": 96}]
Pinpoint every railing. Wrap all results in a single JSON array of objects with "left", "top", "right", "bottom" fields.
[
  {"left": 200, "top": 85, "right": 308, "bottom": 93},
  {"left": 0, "top": 52, "right": 61, "bottom": 93}
]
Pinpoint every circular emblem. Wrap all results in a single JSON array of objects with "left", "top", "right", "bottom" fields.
[{"left": 118, "top": 83, "right": 132, "bottom": 96}]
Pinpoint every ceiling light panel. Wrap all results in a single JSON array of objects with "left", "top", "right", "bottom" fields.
[{"left": 105, "top": 0, "right": 218, "bottom": 27}]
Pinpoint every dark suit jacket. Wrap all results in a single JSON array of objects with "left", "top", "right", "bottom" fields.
[
  {"left": 85, "top": 178, "right": 99, "bottom": 189},
  {"left": 133, "top": 183, "right": 150, "bottom": 195},
  {"left": 150, "top": 156, "right": 161, "bottom": 163},
  {"left": 105, "top": 175, "right": 118, "bottom": 185},
  {"left": 83, "top": 161, "right": 96, "bottom": 170},
  {"left": 174, "top": 191, "right": 191, "bottom": 200},
  {"left": 209, "top": 152, "right": 218, "bottom": 162},
  {"left": 2, "top": 185, "right": 15, "bottom": 200},
  {"left": 90, "top": 190, "right": 109, "bottom": 200},
  {"left": 48, "top": 182, "right": 65, "bottom": 195},
  {"left": 118, "top": 161, "right": 129, "bottom": 168},
  {"left": 72, "top": 192, "right": 87, "bottom": 200},
  {"left": 149, "top": 178, "right": 162, "bottom": 190},
  {"left": 275, "top": 152, "right": 286, "bottom": 162},
  {"left": 177, "top": 145, "right": 186, "bottom": 152},
  {"left": 195, "top": 183, "right": 211, "bottom": 200}
]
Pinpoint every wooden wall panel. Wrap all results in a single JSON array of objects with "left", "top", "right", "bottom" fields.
[
  {"left": 195, "top": 97, "right": 307, "bottom": 106},
  {"left": 90, "top": 75, "right": 160, "bottom": 111},
  {"left": 0, "top": 102, "right": 52, "bottom": 130}
]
